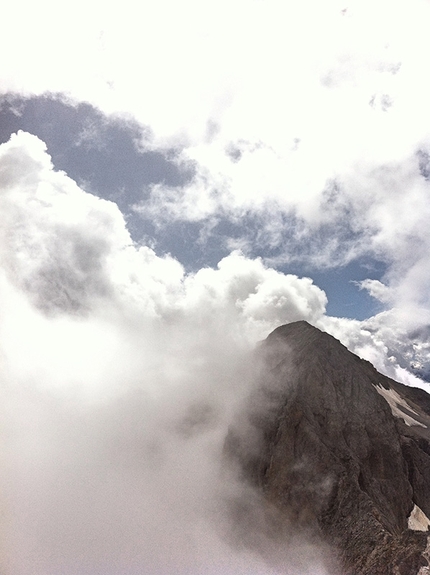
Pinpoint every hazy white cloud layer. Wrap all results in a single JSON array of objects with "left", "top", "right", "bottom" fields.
[
  {"left": 3, "top": 1, "right": 430, "bottom": 571},
  {"left": 0, "top": 132, "right": 338, "bottom": 574}
]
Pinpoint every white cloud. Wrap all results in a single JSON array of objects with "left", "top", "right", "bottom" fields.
[
  {"left": 2, "top": 0, "right": 430, "bottom": 153},
  {"left": 1, "top": 128, "right": 430, "bottom": 575},
  {"left": 359, "top": 279, "right": 392, "bottom": 304},
  {"left": 319, "top": 309, "right": 430, "bottom": 391},
  {"left": 3, "top": 1, "right": 430, "bottom": 276},
  {"left": 0, "top": 132, "right": 335, "bottom": 574},
  {"left": 0, "top": 131, "right": 328, "bottom": 326}
]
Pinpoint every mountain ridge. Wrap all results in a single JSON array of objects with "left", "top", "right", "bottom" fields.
[{"left": 228, "top": 320, "right": 430, "bottom": 574}]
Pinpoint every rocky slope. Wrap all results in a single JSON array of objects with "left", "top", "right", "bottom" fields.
[{"left": 227, "top": 321, "right": 430, "bottom": 575}]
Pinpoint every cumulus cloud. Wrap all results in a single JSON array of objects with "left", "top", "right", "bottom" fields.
[
  {"left": 0, "top": 132, "right": 335, "bottom": 574},
  {"left": 358, "top": 279, "right": 392, "bottom": 305},
  {"left": 318, "top": 309, "right": 430, "bottom": 390}
]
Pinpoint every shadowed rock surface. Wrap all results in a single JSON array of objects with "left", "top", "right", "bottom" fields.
[{"left": 227, "top": 321, "right": 430, "bottom": 574}]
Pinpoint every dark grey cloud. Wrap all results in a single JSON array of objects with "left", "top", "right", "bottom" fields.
[
  {"left": 417, "top": 149, "right": 430, "bottom": 180},
  {"left": 27, "top": 228, "right": 113, "bottom": 315}
]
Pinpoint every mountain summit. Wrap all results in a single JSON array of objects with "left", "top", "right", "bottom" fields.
[{"left": 229, "top": 321, "right": 430, "bottom": 574}]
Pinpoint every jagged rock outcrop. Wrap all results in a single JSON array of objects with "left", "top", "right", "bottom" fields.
[{"left": 227, "top": 321, "right": 430, "bottom": 575}]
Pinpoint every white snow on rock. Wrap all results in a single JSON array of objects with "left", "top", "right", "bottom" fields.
[
  {"left": 374, "top": 384, "right": 427, "bottom": 428},
  {"left": 408, "top": 504, "right": 430, "bottom": 532}
]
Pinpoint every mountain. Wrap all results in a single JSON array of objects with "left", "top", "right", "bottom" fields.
[{"left": 227, "top": 321, "right": 430, "bottom": 575}]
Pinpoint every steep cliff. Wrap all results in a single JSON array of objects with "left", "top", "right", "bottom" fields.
[{"left": 227, "top": 321, "right": 430, "bottom": 574}]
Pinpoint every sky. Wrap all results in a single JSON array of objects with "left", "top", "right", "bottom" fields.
[{"left": 2, "top": 0, "right": 430, "bottom": 573}]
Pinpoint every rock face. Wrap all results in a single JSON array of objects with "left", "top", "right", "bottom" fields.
[{"left": 228, "top": 321, "right": 430, "bottom": 575}]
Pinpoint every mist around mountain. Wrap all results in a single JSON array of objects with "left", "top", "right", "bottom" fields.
[
  {"left": 0, "top": 131, "right": 364, "bottom": 574},
  {"left": 0, "top": 315, "right": 338, "bottom": 575},
  {"left": 2, "top": 269, "right": 430, "bottom": 574},
  {"left": 227, "top": 321, "right": 430, "bottom": 575}
]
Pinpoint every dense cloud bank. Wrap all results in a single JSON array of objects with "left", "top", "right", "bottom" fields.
[
  {"left": 1, "top": 121, "right": 430, "bottom": 573},
  {"left": 0, "top": 132, "right": 339, "bottom": 574}
]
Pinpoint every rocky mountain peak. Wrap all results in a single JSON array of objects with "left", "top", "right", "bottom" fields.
[{"left": 228, "top": 321, "right": 430, "bottom": 574}]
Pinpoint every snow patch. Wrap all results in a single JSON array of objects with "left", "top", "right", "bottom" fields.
[
  {"left": 374, "top": 384, "right": 427, "bottom": 428},
  {"left": 408, "top": 504, "right": 430, "bottom": 532}
]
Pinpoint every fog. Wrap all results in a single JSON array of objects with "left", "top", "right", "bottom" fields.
[
  {"left": 0, "top": 132, "right": 337, "bottom": 574},
  {"left": 0, "top": 288, "right": 334, "bottom": 575}
]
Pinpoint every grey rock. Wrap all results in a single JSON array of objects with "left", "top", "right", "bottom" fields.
[{"left": 227, "top": 321, "right": 430, "bottom": 574}]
